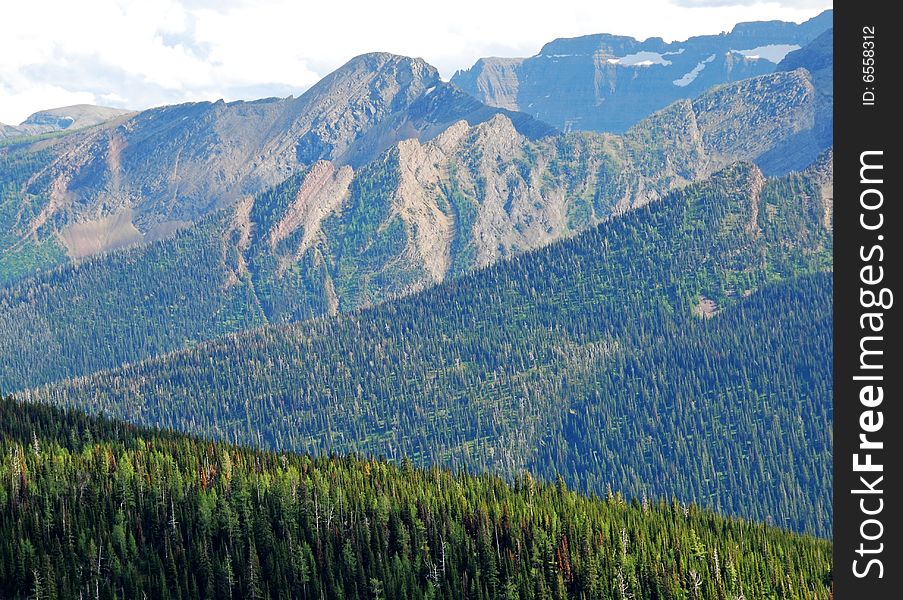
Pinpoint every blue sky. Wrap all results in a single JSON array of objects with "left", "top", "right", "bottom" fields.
[{"left": 0, "top": 0, "right": 831, "bottom": 124}]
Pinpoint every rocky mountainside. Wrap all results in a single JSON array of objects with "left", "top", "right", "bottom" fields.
[
  {"left": 0, "top": 104, "right": 133, "bottom": 139},
  {"left": 755, "top": 28, "right": 833, "bottom": 174},
  {"left": 451, "top": 10, "right": 831, "bottom": 133},
  {"left": 0, "top": 68, "right": 825, "bottom": 390},
  {"left": 0, "top": 53, "right": 552, "bottom": 274},
  {"left": 2, "top": 15, "right": 835, "bottom": 572},
  {"left": 1, "top": 17, "right": 832, "bottom": 285}
]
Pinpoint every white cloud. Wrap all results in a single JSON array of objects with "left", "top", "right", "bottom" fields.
[
  {"left": 0, "top": 82, "right": 97, "bottom": 126},
  {"left": 0, "top": 0, "right": 832, "bottom": 124},
  {"left": 672, "top": 0, "right": 828, "bottom": 7},
  {"left": 100, "top": 92, "right": 128, "bottom": 104}
]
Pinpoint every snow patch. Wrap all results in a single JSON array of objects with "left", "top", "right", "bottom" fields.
[
  {"left": 731, "top": 44, "right": 800, "bottom": 63},
  {"left": 606, "top": 51, "right": 672, "bottom": 67},
  {"left": 672, "top": 54, "right": 716, "bottom": 87}
]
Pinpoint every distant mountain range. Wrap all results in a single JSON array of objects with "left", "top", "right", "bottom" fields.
[
  {"left": 0, "top": 16, "right": 832, "bottom": 287},
  {"left": 0, "top": 104, "right": 133, "bottom": 139},
  {"left": 3, "top": 54, "right": 551, "bottom": 257},
  {"left": 452, "top": 9, "right": 831, "bottom": 133},
  {"left": 0, "top": 34, "right": 831, "bottom": 288}
]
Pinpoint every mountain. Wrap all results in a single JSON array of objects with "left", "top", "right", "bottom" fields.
[
  {"left": 451, "top": 10, "right": 832, "bottom": 134},
  {"left": 24, "top": 158, "right": 834, "bottom": 534},
  {"left": 0, "top": 104, "right": 133, "bottom": 139},
  {"left": 0, "top": 15, "right": 835, "bottom": 597},
  {"left": 0, "top": 53, "right": 553, "bottom": 279},
  {"left": 0, "top": 394, "right": 831, "bottom": 599},
  {"left": 0, "top": 68, "right": 825, "bottom": 390}
]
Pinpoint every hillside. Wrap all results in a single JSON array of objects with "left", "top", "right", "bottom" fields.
[
  {"left": 25, "top": 160, "right": 834, "bottom": 534},
  {"left": 451, "top": 10, "right": 831, "bottom": 133},
  {"left": 0, "top": 69, "right": 825, "bottom": 390},
  {"left": 0, "top": 395, "right": 832, "bottom": 599}
]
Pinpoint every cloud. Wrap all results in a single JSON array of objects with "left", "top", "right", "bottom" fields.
[
  {"left": 0, "top": 0, "right": 832, "bottom": 124},
  {"left": 0, "top": 81, "right": 96, "bottom": 126},
  {"left": 670, "top": 0, "right": 829, "bottom": 7}
]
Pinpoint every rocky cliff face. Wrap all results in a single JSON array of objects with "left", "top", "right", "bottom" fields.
[{"left": 451, "top": 10, "right": 831, "bottom": 133}]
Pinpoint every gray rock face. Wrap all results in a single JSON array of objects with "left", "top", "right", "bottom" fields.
[{"left": 452, "top": 10, "right": 832, "bottom": 133}]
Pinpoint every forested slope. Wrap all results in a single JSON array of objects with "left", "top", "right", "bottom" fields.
[
  {"left": 0, "top": 150, "right": 66, "bottom": 285},
  {"left": 0, "top": 396, "right": 832, "bottom": 599},
  {"left": 28, "top": 161, "right": 834, "bottom": 534}
]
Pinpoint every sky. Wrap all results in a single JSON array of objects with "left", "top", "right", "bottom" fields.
[{"left": 0, "top": 0, "right": 831, "bottom": 125}]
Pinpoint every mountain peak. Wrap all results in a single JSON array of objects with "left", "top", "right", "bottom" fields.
[
  {"left": 20, "top": 104, "right": 134, "bottom": 128},
  {"left": 320, "top": 52, "right": 441, "bottom": 90},
  {"left": 728, "top": 9, "right": 831, "bottom": 42},
  {"left": 344, "top": 51, "right": 438, "bottom": 72}
]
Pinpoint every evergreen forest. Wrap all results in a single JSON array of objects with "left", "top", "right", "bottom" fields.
[{"left": 0, "top": 395, "right": 832, "bottom": 599}]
